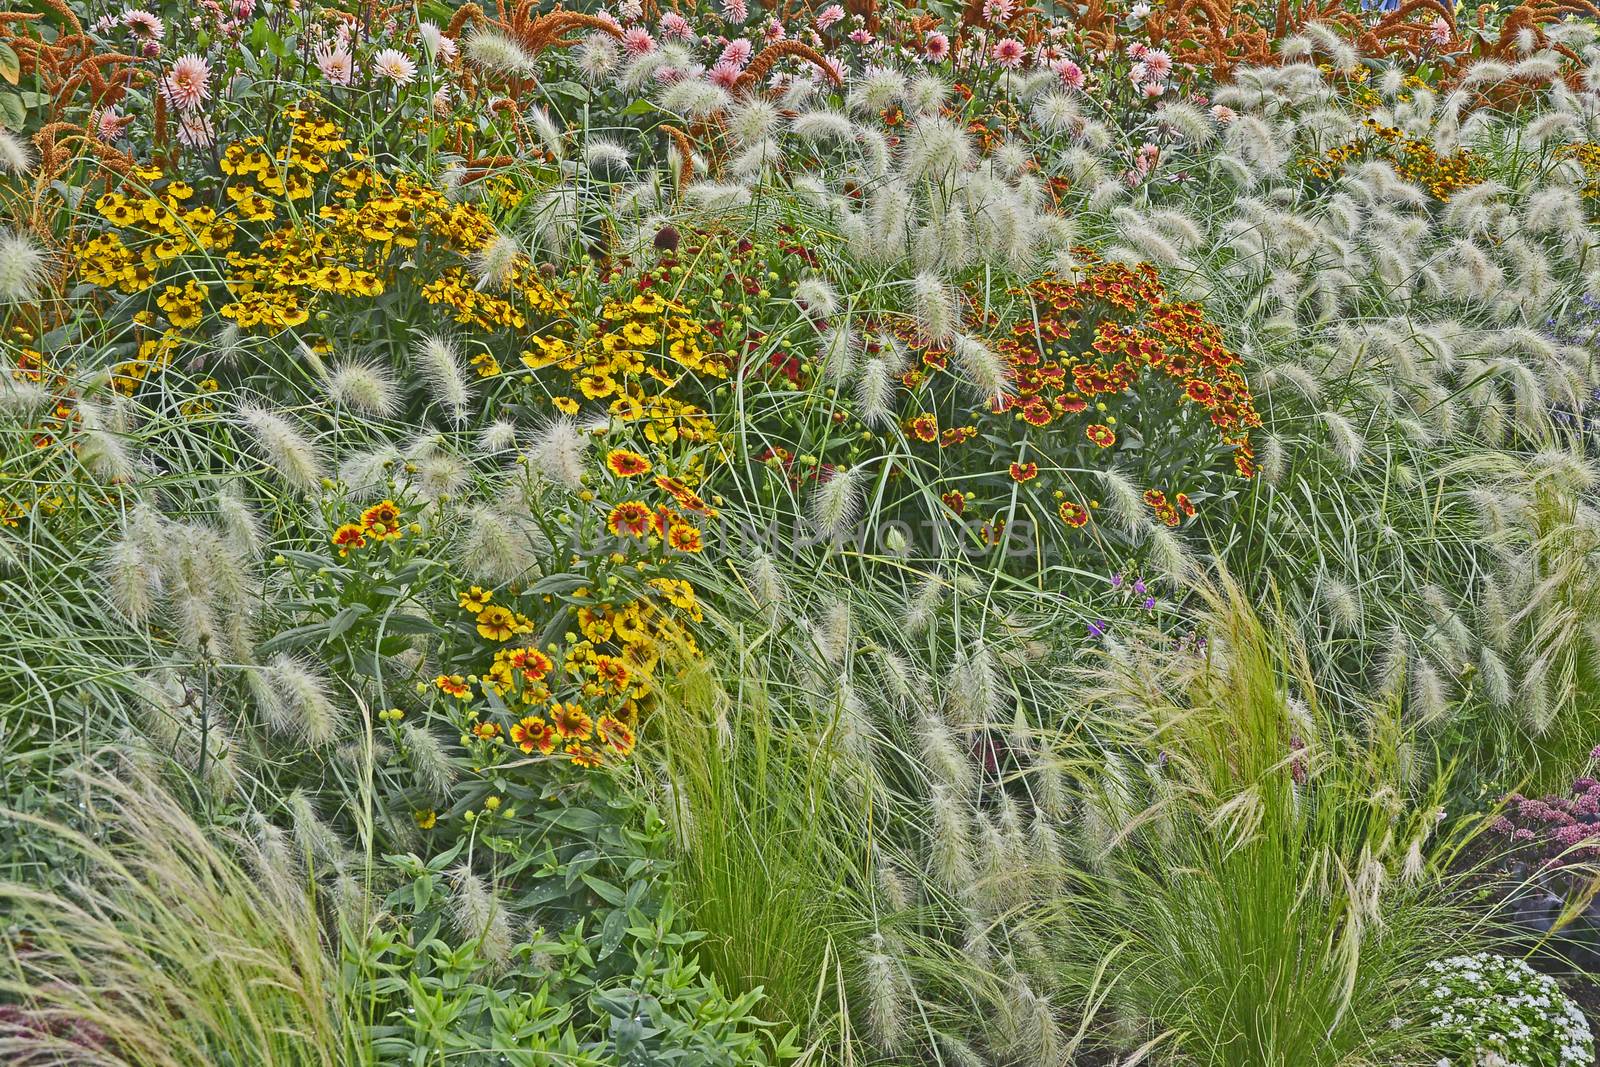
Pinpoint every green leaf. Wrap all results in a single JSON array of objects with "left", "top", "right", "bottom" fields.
[
  {"left": 0, "top": 93, "right": 24, "bottom": 131},
  {"left": 326, "top": 603, "right": 370, "bottom": 640},
  {"left": 598, "top": 906, "right": 629, "bottom": 959}
]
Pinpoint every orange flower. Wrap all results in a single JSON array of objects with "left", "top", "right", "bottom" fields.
[
  {"left": 909, "top": 413, "right": 938, "bottom": 442},
  {"left": 361, "top": 499, "right": 403, "bottom": 540},
  {"left": 551, "top": 701, "right": 594, "bottom": 741},
  {"left": 435, "top": 674, "right": 471, "bottom": 699},
  {"left": 607, "top": 501, "right": 652, "bottom": 537},
  {"left": 941, "top": 490, "right": 966, "bottom": 516},
  {"left": 1058, "top": 500, "right": 1089, "bottom": 527},
  {"left": 506, "top": 646, "right": 554, "bottom": 682},
  {"left": 596, "top": 714, "right": 636, "bottom": 756},
  {"left": 1184, "top": 378, "right": 1215, "bottom": 405},
  {"left": 594, "top": 655, "right": 630, "bottom": 690},
  {"left": 654, "top": 474, "right": 715, "bottom": 514},
  {"left": 667, "top": 523, "right": 703, "bottom": 552},
  {"left": 1008, "top": 462, "right": 1038, "bottom": 482},
  {"left": 1085, "top": 423, "right": 1116, "bottom": 448},
  {"left": 565, "top": 742, "right": 605, "bottom": 768},
  {"left": 510, "top": 715, "right": 556, "bottom": 754},
  {"left": 1143, "top": 489, "right": 1167, "bottom": 508},
  {"left": 606, "top": 449, "right": 652, "bottom": 477},
  {"left": 1176, "top": 492, "right": 1196, "bottom": 517},
  {"left": 470, "top": 720, "right": 502, "bottom": 740},
  {"left": 331, "top": 522, "right": 367, "bottom": 556}
]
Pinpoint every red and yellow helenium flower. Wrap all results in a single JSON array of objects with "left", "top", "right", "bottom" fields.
[
  {"left": 607, "top": 501, "right": 652, "bottom": 537},
  {"left": 606, "top": 449, "right": 652, "bottom": 477},
  {"left": 1058, "top": 500, "right": 1089, "bottom": 527}
]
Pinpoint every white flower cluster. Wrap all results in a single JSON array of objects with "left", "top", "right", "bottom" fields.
[{"left": 1422, "top": 953, "right": 1593, "bottom": 1067}]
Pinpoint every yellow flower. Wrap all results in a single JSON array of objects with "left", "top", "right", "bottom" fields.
[{"left": 476, "top": 604, "right": 517, "bottom": 642}]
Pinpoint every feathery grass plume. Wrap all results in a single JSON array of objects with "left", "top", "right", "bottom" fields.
[
  {"left": 324, "top": 359, "right": 398, "bottom": 417},
  {"left": 660, "top": 77, "right": 729, "bottom": 120},
  {"left": 286, "top": 789, "right": 342, "bottom": 871},
  {"left": 792, "top": 276, "right": 839, "bottom": 317},
  {"left": 1319, "top": 573, "right": 1362, "bottom": 635},
  {"left": 914, "top": 201, "right": 971, "bottom": 273},
  {"left": 906, "top": 73, "right": 949, "bottom": 116},
  {"left": 849, "top": 65, "right": 906, "bottom": 115},
  {"left": 0, "top": 770, "right": 349, "bottom": 1063},
  {"left": 455, "top": 505, "right": 547, "bottom": 584},
  {"left": 811, "top": 464, "right": 865, "bottom": 542},
  {"left": 1145, "top": 522, "right": 1194, "bottom": 586},
  {"left": 339, "top": 443, "right": 402, "bottom": 495},
  {"left": 727, "top": 97, "right": 779, "bottom": 145},
  {"left": 1409, "top": 658, "right": 1450, "bottom": 725},
  {"left": 472, "top": 230, "right": 522, "bottom": 291},
  {"left": 1092, "top": 465, "right": 1147, "bottom": 535},
  {"left": 903, "top": 115, "right": 971, "bottom": 183},
  {"left": 744, "top": 548, "right": 788, "bottom": 624},
  {"left": 411, "top": 333, "right": 471, "bottom": 422},
  {"left": 0, "top": 368, "right": 46, "bottom": 413},
  {"left": 1477, "top": 645, "right": 1512, "bottom": 708},
  {"left": 908, "top": 272, "right": 957, "bottom": 345},
  {"left": 789, "top": 108, "right": 853, "bottom": 143},
  {"left": 576, "top": 31, "right": 619, "bottom": 78},
  {"left": 927, "top": 783, "right": 973, "bottom": 890},
  {"left": 0, "top": 128, "right": 32, "bottom": 174},
  {"left": 239, "top": 403, "right": 324, "bottom": 492},
  {"left": 582, "top": 138, "right": 631, "bottom": 178},
  {"left": 856, "top": 355, "right": 896, "bottom": 429},
  {"left": 402, "top": 723, "right": 456, "bottom": 795},
  {"left": 950, "top": 333, "right": 1010, "bottom": 402},
  {"left": 1154, "top": 100, "right": 1217, "bottom": 144},
  {"left": 526, "top": 107, "right": 564, "bottom": 161},
  {"left": 684, "top": 182, "right": 751, "bottom": 211},
  {"left": 811, "top": 599, "right": 853, "bottom": 665},
  {"left": 945, "top": 643, "right": 1001, "bottom": 729},
  {"left": 75, "top": 403, "right": 139, "bottom": 484},
  {"left": 904, "top": 573, "right": 943, "bottom": 635},
  {"left": 820, "top": 323, "right": 856, "bottom": 386},
  {"left": 917, "top": 711, "right": 975, "bottom": 796},
  {"left": 465, "top": 28, "right": 536, "bottom": 76},
  {"left": 214, "top": 487, "right": 265, "bottom": 559},
  {"left": 1317, "top": 410, "right": 1363, "bottom": 470},
  {"left": 268, "top": 653, "right": 338, "bottom": 747},
  {"left": 0, "top": 230, "right": 49, "bottom": 304},
  {"left": 860, "top": 933, "right": 910, "bottom": 1054},
  {"left": 478, "top": 419, "right": 519, "bottom": 455},
  {"left": 525, "top": 416, "right": 587, "bottom": 490},
  {"left": 1031, "top": 90, "right": 1080, "bottom": 135},
  {"left": 449, "top": 865, "right": 514, "bottom": 964},
  {"left": 104, "top": 533, "right": 163, "bottom": 625}
]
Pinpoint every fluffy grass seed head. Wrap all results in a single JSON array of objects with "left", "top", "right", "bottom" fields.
[
  {"left": 0, "top": 230, "right": 48, "bottom": 304},
  {"left": 239, "top": 403, "right": 324, "bottom": 492},
  {"left": 413, "top": 333, "right": 471, "bottom": 423},
  {"left": 325, "top": 360, "right": 399, "bottom": 417}
]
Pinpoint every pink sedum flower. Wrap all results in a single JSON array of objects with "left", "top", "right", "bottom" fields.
[
  {"left": 848, "top": 28, "right": 873, "bottom": 44},
  {"left": 708, "top": 60, "right": 742, "bottom": 88},
  {"left": 924, "top": 31, "right": 949, "bottom": 62},
  {"left": 1142, "top": 48, "right": 1171, "bottom": 80},
  {"left": 721, "top": 0, "right": 748, "bottom": 24},
  {"left": 816, "top": 4, "right": 845, "bottom": 30},
  {"left": 161, "top": 53, "right": 211, "bottom": 111},
  {"left": 762, "top": 19, "right": 784, "bottom": 42}
]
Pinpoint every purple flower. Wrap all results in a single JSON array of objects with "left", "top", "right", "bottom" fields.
[
  {"left": 1590, "top": 744, "right": 1600, "bottom": 760},
  {"left": 1110, "top": 573, "right": 1124, "bottom": 588},
  {"left": 1143, "top": 596, "right": 1156, "bottom": 610},
  {"left": 1133, "top": 579, "right": 1147, "bottom": 595},
  {"left": 1490, "top": 815, "right": 1514, "bottom": 835},
  {"left": 1088, "top": 620, "right": 1108, "bottom": 638}
]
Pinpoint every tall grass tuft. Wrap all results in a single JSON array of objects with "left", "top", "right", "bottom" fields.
[{"left": 0, "top": 763, "right": 365, "bottom": 1066}]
